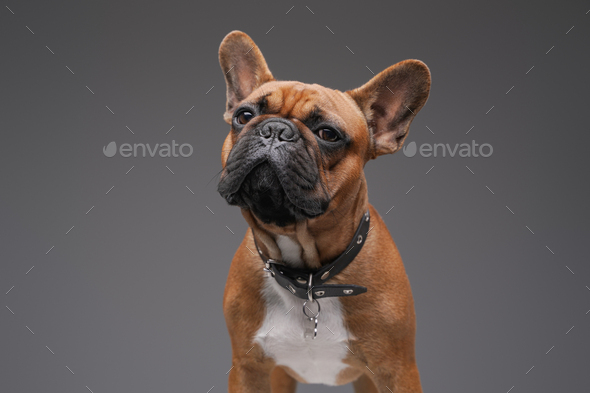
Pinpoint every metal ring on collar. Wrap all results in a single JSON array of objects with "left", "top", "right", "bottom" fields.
[{"left": 302, "top": 299, "right": 321, "bottom": 319}]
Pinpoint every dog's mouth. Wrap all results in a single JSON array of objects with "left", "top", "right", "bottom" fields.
[{"left": 218, "top": 159, "right": 328, "bottom": 227}]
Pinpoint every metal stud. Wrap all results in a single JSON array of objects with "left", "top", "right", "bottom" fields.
[
  {"left": 343, "top": 289, "right": 353, "bottom": 295},
  {"left": 287, "top": 285, "right": 296, "bottom": 294},
  {"left": 296, "top": 277, "right": 307, "bottom": 284},
  {"left": 357, "top": 235, "right": 363, "bottom": 244},
  {"left": 365, "top": 214, "right": 369, "bottom": 222},
  {"left": 320, "top": 271, "right": 330, "bottom": 280},
  {"left": 314, "top": 290, "right": 325, "bottom": 297}
]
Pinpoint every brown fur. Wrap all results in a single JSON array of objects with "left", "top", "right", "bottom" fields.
[{"left": 218, "top": 31, "right": 430, "bottom": 392}]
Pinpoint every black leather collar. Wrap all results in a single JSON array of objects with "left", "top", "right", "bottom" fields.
[{"left": 254, "top": 210, "right": 370, "bottom": 300}]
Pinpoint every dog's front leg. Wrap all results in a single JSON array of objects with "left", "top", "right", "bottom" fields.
[
  {"left": 227, "top": 354, "right": 273, "bottom": 393},
  {"left": 367, "top": 361, "right": 423, "bottom": 393}
]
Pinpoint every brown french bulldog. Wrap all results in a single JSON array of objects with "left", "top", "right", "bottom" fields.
[{"left": 217, "top": 31, "right": 430, "bottom": 392}]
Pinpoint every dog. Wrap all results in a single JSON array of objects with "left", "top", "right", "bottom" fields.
[{"left": 217, "top": 31, "right": 430, "bottom": 392}]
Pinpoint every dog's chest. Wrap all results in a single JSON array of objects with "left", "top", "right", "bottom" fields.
[{"left": 254, "top": 237, "right": 352, "bottom": 385}]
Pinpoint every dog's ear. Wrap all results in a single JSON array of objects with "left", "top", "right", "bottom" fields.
[
  {"left": 219, "top": 31, "right": 275, "bottom": 123},
  {"left": 347, "top": 60, "right": 431, "bottom": 158}
]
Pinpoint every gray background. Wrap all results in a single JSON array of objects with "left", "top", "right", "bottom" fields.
[{"left": 1, "top": 1, "right": 589, "bottom": 392}]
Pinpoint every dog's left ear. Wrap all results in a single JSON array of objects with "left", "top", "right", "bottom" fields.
[
  {"left": 347, "top": 60, "right": 431, "bottom": 158},
  {"left": 219, "top": 31, "right": 275, "bottom": 123}
]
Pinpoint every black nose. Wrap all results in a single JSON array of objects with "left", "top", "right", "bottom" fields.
[{"left": 258, "top": 118, "right": 299, "bottom": 142}]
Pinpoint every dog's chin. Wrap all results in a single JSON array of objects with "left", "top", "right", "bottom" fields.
[{"left": 221, "top": 162, "right": 328, "bottom": 227}]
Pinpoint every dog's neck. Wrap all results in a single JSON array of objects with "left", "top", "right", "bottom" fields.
[{"left": 244, "top": 180, "right": 369, "bottom": 269}]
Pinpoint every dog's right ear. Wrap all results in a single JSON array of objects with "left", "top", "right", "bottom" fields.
[{"left": 219, "top": 31, "right": 275, "bottom": 123}]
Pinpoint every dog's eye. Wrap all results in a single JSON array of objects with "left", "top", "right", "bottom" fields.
[
  {"left": 317, "top": 128, "right": 339, "bottom": 142},
  {"left": 236, "top": 111, "right": 254, "bottom": 125}
]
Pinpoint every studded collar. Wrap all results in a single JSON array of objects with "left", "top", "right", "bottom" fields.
[{"left": 254, "top": 210, "right": 370, "bottom": 300}]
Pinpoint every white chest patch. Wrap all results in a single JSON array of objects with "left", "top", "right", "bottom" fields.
[{"left": 254, "top": 277, "right": 352, "bottom": 385}]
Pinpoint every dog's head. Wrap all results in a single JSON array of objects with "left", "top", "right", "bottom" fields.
[{"left": 217, "top": 31, "right": 430, "bottom": 227}]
